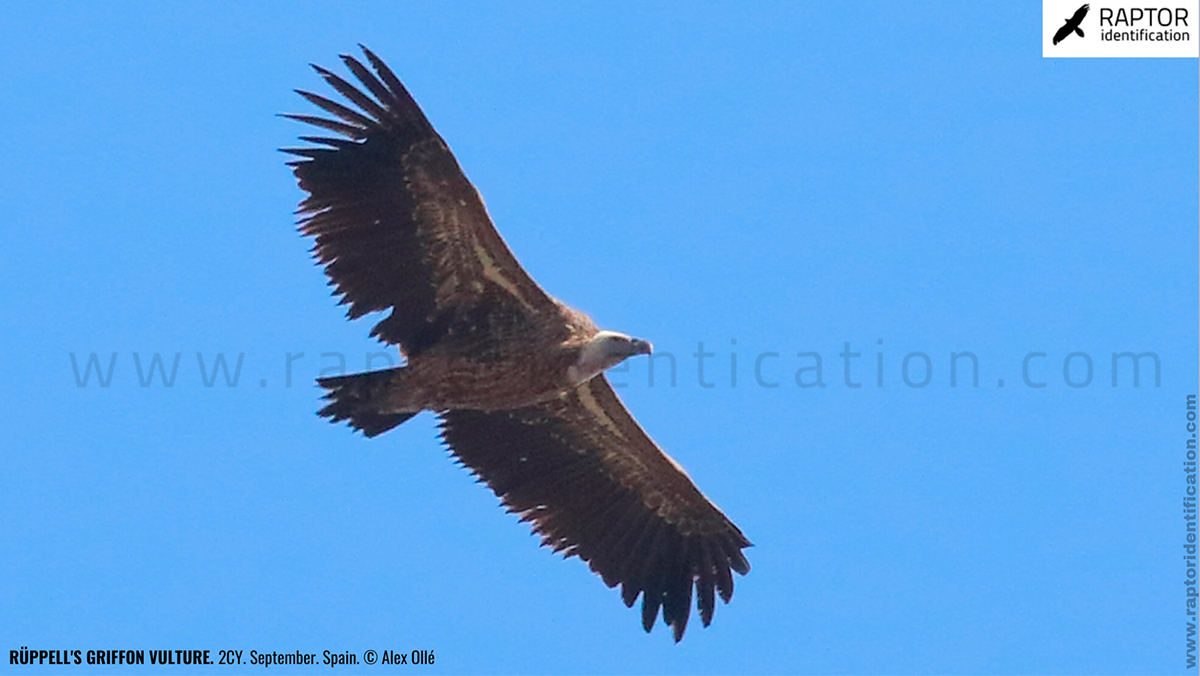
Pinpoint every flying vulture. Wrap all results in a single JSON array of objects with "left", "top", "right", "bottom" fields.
[
  {"left": 1053, "top": 4, "right": 1089, "bottom": 45},
  {"left": 282, "top": 46, "right": 750, "bottom": 641}
]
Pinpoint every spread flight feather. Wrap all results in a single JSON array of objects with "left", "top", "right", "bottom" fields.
[{"left": 283, "top": 45, "right": 750, "bottom": 642}]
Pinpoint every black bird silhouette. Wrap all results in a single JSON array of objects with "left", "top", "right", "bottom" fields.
[{"left": 1054, "top": 4, "right": 1090, "bottom": 45}]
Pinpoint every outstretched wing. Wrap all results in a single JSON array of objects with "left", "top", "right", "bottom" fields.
[
  {"left": 1071, "top": 3, "right": 1090, "bottom": 24},
  {"left": 438, "top": 376, "right": 751, "bottom": 642},
  {"left": 283, "top": 46, "right": 559, "bottom": 356}
]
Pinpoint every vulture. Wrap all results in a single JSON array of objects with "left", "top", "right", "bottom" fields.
[{"left": 283, "top": 46, "right": 750, "bottom": 642}]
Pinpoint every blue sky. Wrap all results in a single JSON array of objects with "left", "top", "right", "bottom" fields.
[{"left": 1, "top": 2, "right": 1197, "bottom": 674}]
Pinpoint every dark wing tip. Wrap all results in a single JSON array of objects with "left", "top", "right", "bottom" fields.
[
  {"left": 621, "top": 582, "right": 639, "bottom": 607},
  {"left": 730, "top": 548, "right": 751, "bottom": 576},
  {"left": 671, "top": 620, "right": 687, "bottom": 643},
  {"left": 624, "top": 531, "right": 750, "bottom": 641},
  {"left": 640, "top": 591, "right": 661, "bottom": 633}
]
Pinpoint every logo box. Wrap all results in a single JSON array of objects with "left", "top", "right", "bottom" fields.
[{"left": 1044, "top": 0, "right": 1200, "bottom": 57}]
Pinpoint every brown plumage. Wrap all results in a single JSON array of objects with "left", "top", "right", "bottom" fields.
[{"left": 283, "top": 45, "right": 750, "bottom": 641}]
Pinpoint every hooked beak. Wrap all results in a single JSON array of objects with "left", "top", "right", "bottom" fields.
[{"left": 630, "top": 338, "right": 653, "bottom": 356}]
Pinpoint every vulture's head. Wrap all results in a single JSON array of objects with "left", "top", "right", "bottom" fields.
[{"left": 568, "top": 330, "right": 653, "bottom": 386}]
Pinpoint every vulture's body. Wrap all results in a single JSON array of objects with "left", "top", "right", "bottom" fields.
[{"left": 284, "top": 46, "right": 750, "bottom": 641}]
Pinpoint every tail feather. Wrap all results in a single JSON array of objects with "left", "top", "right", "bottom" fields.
[{"left": 317, "top": 368, "right": 417, "bottom": 437}]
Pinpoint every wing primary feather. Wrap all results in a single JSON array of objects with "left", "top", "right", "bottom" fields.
[
  {"left": 310, "top": 64, "right": 392, "bottom": 125},
  {"left": 697, "top": 543, "right": 717, "bottom": 627},
  {"left": 659, "top": 533, "right": 686, "bottom": 632},
  {"left": 669, "top": 571, "right": 692, "bottom": 641},
  {"left": 621, "top": 581, "right": 640, "bottom": 608},
  {"left": 715, "top": 553, "right": 735, "bottom": 604},
  {"left": 339, "top": 54, "right": 396, "bottom": 109},
  {"left": 728, "top": 542, "right": 752, "bottom": 575},
  {"left": 641, "top": 587, "right": 663, "bottom": 633},
  {"left": 297, "top": 135, "right": 357, "bottom": 148},
  {"left": 279, "top": 113, "right": 366, "bottom": 138},
  {"left": 715, "top": 564, "right": 734, "bottom": 605},
  {"left": 668, "top": 538, "right": 698, "bottom": 641},
  {"left": 358, "top": 45, "right": 430, "bottom": 130},
  {"left": 717, "top": 535, "right": 752, "bottom": 576},
  {"left": 657, "top": 537, "right": 681, "bottom": 630},
  {"left": 294, "top": 90, "right": 375, "bottom": 129},
  {"left": 631, "top": 527, "right": 672, "bottom": 630},
  {"left": 605, "top": 511, "right": 657, "bottom": 599},
  {"left": 279, "top": 147, "right": 333, "bottom": 160}
]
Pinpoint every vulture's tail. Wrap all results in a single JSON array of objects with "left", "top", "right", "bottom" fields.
[{"left": 317, "top": 368, "right": 417, "bottom": 437}]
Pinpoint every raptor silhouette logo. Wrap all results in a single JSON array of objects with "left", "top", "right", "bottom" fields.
[{"left": 1054, "top": 4, "right": 1090, "bottom": 44}]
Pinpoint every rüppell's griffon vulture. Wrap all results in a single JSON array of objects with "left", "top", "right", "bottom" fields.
[{"left": 283, "top": 46, "right": 750, "bottom": 642}]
